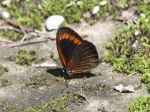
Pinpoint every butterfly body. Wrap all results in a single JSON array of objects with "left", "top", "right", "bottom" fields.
[{"left": 56, "top": 27, "right": 99, "bottom": 75}]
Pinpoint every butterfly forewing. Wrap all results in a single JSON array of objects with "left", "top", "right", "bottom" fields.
[{"left": 56, "top": 27, "right": 84, "bottom": 68}]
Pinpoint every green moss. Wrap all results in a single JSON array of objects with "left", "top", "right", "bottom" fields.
[
  {"left": 128, "top": 96, "right": 150, "bottom": 112},
  {"left": 104, "top": 4, "right": 150, "bottom": 74},
  {"left": 0, "top": 65, "right": 8, "bottom": 78},
  {"left": 104, "top": 4, "right": 150, "bottom": 110},
  {"left": 6, "top": 0, "right": 67, "bottom": 29},
  {"left": 137, "top": 3, "right": 150, "bottom": 15},
  {"left": 83, "top": 83, "right": 110, "bottom": 93},
  {"left": 0, "top": 30, "right": 23, "bottom": 41},
  {"left": 9, "top": 49, "right": 45, "bottom": 66},
  {"left": 104, "top": 27, "right": 150, "bottom": 74},
  {"left": 25, "top": 75, "right": 51, "bottom": 88},
  {"left": 0, "top": 65, "right": 9, "bottom": 87},
  {"left": 6, "top": 0, "right": 110, "bottom": 30},
  {"left": 117, "top": 0, "right": 130, "bottom": 9},
  {"left": 25, "top": 94, "right": 70, "bottom": 112},
  {"left": 141, "top": 73, "right": 150, "bottom": 92},
  {"left": 104, "top": 6, "right": 150, "bottom": 112},
  {"left": 103, "top": 4, "right": 150, "bottom": 110},
  {"left": 1, "top": 79, "right": 9, "bottom": 87},
  {"left": 0, "top": 102, "right": 16, "bottom": 112},
  {"left": 5, "top": 0, "right": 148, "bottom": 30},
  {"left": 24, "top": 92, "right": 85, "bottom": 112}
]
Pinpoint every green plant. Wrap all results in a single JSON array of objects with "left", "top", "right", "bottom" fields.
[
  {"left": 104, "top": 4, "right": 150, "bottom": 74},
  {"left": 0, "top": 102, "right": 16, "bottom": 112},
  {"left": 117, "top": 0, "right": 130, "bottom": 9},
  {"left": 0, "top": 65, "right": 9, "bottom": 87},
  {"left": 104, "top": 4, "right": 150, "bottom": 111},
  {"left": 25, "top": 75, "right": 51, "bottom": 88},
  {"left": 9, "top": 49, "right": 44, "bottom": 66},
  {"left": 0, "top": 30, "right": 23, "bottom": 41},
  {"left": 104, "top": 3, "right": 150, "bottom": 74},
  {"left": 141, "top": 73, "right": 150, "bottom": 92},
  {"left": 6, "top": 0, "right": 109, "bottom": 30},
  {"left": 6, "top": 0, "right": 70, "bottom": 29},
  {"left": 0, "top": 65, "right": 8, "bottom": 78},
  {"left": 104, "top": 24, "right": 150, "bottom": 74},
  {"left": 128, "top": 96, "right": 150, "bottom": 112},
  {"left": 83, "top": 83, "right": 110, "bottom": 93},
  {"left": 24, "top": 92, "right": 86, "bottom": 112}
]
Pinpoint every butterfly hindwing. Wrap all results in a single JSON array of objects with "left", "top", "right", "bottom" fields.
[
  {"left": 68, "top": 40, "right": 99, "bottom": 73},
  {"left": 56, "top": 27, "right": 84, "bottom": 68}
]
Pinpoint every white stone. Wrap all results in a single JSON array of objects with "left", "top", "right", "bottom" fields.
[
  {"left": 2, "top": 10, "right": 10, "bottom": 19},
  {"left": 114, "top": 84, "right": 135, "bottom": 93},
  {"left": 134, "top": 31, "right": 139, "bottom": 36},
  {"left": 114, "top": 84, "right": 124, "bottom": 92},
  {"left": 124, "top": 85, "right": 135, "bottom": 93},
  {"left": 92, "top": 6, "right": 100, "bottom": 15},
  {"left": 45, "top": 15, "right": 65, "bottom": 31},
  {"left": 132, "top": 40, "right": 138, "bottom": 48}
]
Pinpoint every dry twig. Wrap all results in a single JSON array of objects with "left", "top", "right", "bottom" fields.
[
  {"left": 0, "top": 18, "right": 56, "bottom": 47},
  {"left": 4, "top": 18, "right": 32, "bottom": 34},
  {"left": 0, "top": 26, "right": 21, "bottom": 32},
  {"left": 9, "top": 37, "right": 49, "bottom": 47}
]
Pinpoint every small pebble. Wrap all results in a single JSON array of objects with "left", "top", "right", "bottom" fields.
[
  {"left": 139, "top": 13, "right": 146, "bottom": 18},
  {"left": 28, "top": 32, "right": 38, "bottom": 38},
  {"left": 83, "top": 11, "right": 91, "bottom": 19},
  {"left": 134, "top": 31, "right": 139, "bottom": 36},
  {"left": 132, "top": 40, "right": 138, "bottom": 48}
]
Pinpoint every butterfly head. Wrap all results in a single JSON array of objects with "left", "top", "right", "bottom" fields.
[{"left": 62, "top": 67, "right": 73, "bottom": 76}]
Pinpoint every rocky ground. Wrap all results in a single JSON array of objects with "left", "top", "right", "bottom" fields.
[{"left": 0, "top": 20, "right": 149, "bottom": 112}]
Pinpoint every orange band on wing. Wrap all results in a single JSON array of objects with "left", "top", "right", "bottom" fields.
[
  {"left": 59, "top": 33, "right": 69, "bottom": 40},
  {"left": 74, "top": 38, "right": 81, "bottom": 44},
  {"left": 59, "top": 47, "right": 67, "bottom": 67},
  {"left": 59, "top": 33, "right": 82, "bottom": 45}
]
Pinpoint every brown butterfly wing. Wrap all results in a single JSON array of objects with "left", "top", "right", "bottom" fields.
[
  {"left": 68, "top": 40, "right": 99, "bottom": 73},
  {"left": 56, "top": 27, "right": 84, "bottom": 68}
]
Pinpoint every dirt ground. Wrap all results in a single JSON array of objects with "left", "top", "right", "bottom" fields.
[{"left": 0, "top": 21, "right": 149, "bottom": 112}]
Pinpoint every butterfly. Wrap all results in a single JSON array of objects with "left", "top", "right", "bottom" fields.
[{"left": 56, "top": 27, "right": 99, "bottom": 75}]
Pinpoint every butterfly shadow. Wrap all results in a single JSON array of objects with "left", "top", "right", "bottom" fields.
[{"left": 47, "top": 68, "right": 95, "bottom": 79}]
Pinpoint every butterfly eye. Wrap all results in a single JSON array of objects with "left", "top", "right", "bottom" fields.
[{"left": 62, "top": 68, "right": 65, "bottom": 73}]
